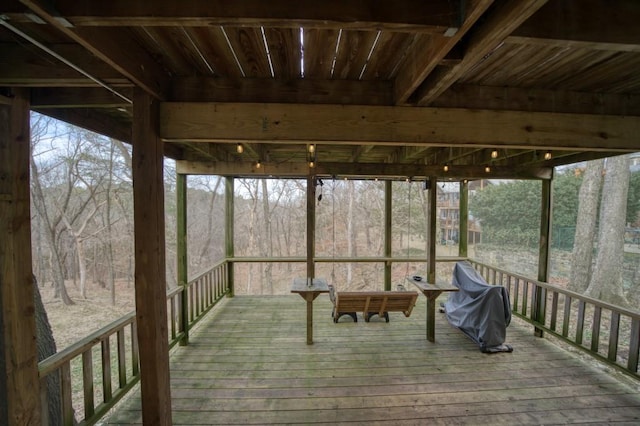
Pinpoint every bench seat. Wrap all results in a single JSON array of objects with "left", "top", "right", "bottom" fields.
[{"left": 329, "top": 285, "right": 418, "bottom": 323}]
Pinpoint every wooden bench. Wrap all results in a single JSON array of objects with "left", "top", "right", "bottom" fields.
[{"left": 329, "top": 285, "right": 418, "bottom": 323}]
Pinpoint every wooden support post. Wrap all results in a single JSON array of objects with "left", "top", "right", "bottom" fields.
[
  {"left": 225, "top": 176, "right": 235, "bottom": 297},
  {"left": 132, "top": 88, "right": 172, "bottom": 425},
  {"left": 427, "top": 177, "right": 437, "bottom": 284},
  {"left": 306, "top": 175, "right": 316, "bottom": 280},
  {"left": 177, "top": 172, "right": 189, "bottom": 346},
  {"left": 0, "top": 88, "right": 40, "bottom": 425},
  {"left": 384, "top": 180, "right": 392, "bottom": 291},
  {"left": 459, "top": 180, "right": 469, "bottom": 258},
  {"left": 535, "top": 178, "right": 553, "bottom": 337}
]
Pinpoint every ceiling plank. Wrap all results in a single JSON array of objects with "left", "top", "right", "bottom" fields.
[
  {"left": 413, "top": 0, "right": 548, "bottom": 106},
  {"left": 510, "top": 0, "right": 640, "bottom": 52},
  {"left": 171, "top": 77, "right": 393, "bottom": 105},
  {"left": 19, "top": 0, "right": 170, "bottom": 100},
  {"left": 176, "top": 159, "right": 553, "bottom": 180},
  {"left": 43, "top": 0, "right": 458, "bottom": 32},
  {"left": 433, "top": 84, "right": 640, "bottom": 116},
  {"left": 160, "top": 102, "right": 640, "bottom": 152},
  {"left": 393, "top": 0, "right": 493, "bottom": 104}
]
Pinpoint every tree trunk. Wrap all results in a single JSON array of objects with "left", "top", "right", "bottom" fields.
[
  {"left": 33, "top": 276, "right": 64, "bottom": 426},
  {"left": 569, "top": 159, "right": 604, "bottom": 293},
  {"left": 261, "top": 179, "right": 273, "bottom": 294},
  {"left": 346, "top": 181, "right": 356, "bottom": 286},
  {"left": 585, "top": 155, "right": 630, "bottom": 306}
]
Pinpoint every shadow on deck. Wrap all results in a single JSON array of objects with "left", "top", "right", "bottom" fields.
[{"left": 105, "top": 295, "right": 640, "bottom": 425}]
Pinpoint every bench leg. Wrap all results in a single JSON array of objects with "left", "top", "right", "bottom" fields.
[
  {"left": 365, "top": 312, "right": 390, "bottom": 322},
  {"left": 334, "top": 312, "right": 357, "bottom": 323}
]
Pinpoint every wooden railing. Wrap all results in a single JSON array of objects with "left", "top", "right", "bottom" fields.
[
  {"left": 38, "top": 260, "right": 231, "bottom": 425},
  {"left": 469, "top": 260, "right": 640, "bottom": 379}
]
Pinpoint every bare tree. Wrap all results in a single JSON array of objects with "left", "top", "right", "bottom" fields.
[
  {"left": 569, "top": 159, "right": 604, "bottom": 293},
  {"left": 585, "top": 155, "right": 630, "bottom": 306}
]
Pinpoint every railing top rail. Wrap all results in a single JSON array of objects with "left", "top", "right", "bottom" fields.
[
  {"left": 187, "top": 259, "right": 227, "bottom": 283},
  {"left": 39, "top": 312, "right": 136, "bottom": 376},
  {"left": 469, "top": 259, "right": 640, "bottom": 320}
]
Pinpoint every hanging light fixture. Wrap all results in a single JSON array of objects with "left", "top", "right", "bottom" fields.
[
  {"left": 236, "top": 143, "right": 244, "bottom": 154},
  {"left": 491, "top": 149, "right": 499, "bottom": 159},
  {"left": 308, "top": 159, "right": 315, "bottom": 168},
  {"left": 443, "top": 164, "right": 449, "bottom": 172},
  {"left": 256, "top": 160, "right": 262, "bottom": 169},
  {"left": 544, "top": 151, "right": 552, "bottom": 160},
  {"left": 308, "top": 144, "right": 315, "bottom": 154},
  {"left": 485, "top": 165, "right": 491, "bottom": 173}
]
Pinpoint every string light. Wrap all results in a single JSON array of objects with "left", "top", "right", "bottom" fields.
[
  {"left": 544, "top": 151, "right": 552, "bottom": 160},
  {"left": 491, "top": 149, "right": 498, "bottom": 159},
  {"left": 485, "top": 165, "right": 491, "bottom": 173},
  {"left": 308, "top": 144, "right": 315, "bottom": 153},
  {"left": 256, "top": 160, "right": 261, "bottom": 169},
  {"left": 308, "top": 160, "right": 315, "bottom": 168},
  {"left": 236, "top": 143, "right": 244, "bottom": 154},
  {"left": 443, "top": 164, "right": 449, "bottom": 172}
]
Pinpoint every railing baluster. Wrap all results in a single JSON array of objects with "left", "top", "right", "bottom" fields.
[
  {"left": 629, "top": 318, "right": 640, "bottom": 373},
  {"left": 550, "top": 291, "right": 559, "bottom": 331},
  {"left": 117, "top": 329, "right": 127, "bottom": 388},
  {"left": 101, "top": 337, "right": 112, "bottom": 402},
  {"left": 82, "top": 350, "right": 95, "bottom": 419},
  {"left": 591, "top": 306, "right": 602, "bottom": 353},
  {"left": 522, "top": 280, "right": 529, "bottom": 317},
  {"left": 132, "top": 322, "right": 139, "bottom": 377},
  {"left": 513, "top": 278, "right": 520, "bottom": 313},
  {"left": 60, "top": 362, "right": 73, "bottom": 426},
  {"left": 609, "top": 312, "right": 620, "bottom": 363},
  {"left": 170, "top": 294, "right": 176, "bottom": 340},
  {"left": 562, "top": 295, "right": 572, "bottom": 338},
  {"left": 576, "top": 300, "right": 586, "bottom": 345}
]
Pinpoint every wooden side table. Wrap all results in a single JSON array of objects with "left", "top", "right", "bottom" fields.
[
  {"left": 291, "top": 278, "right": 329, "bottom": 345},
  {"left": 407, "top": 276, "right": 458, "bottom": 342}
]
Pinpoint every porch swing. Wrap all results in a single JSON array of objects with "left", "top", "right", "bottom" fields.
[{"left": 329, "top": 178, "right": 419, "bottom": 323}]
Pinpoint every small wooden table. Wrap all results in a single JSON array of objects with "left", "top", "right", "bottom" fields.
[
  {"left": 291, "top": 278, "right": 329, "bottom": 345},
  {"left": 407, "top": 276, "right": 458, "bottom": 343}
]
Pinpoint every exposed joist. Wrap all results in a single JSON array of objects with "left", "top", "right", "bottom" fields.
[
  {"left": 37, "top": 0, "right": 459, "bottom": 32},
  {"left": 176, "top": 159, "right": 553, "bottom": 180},
  {"left": 433, "top": 84, "right": 640, "bottom": 116},
  {"left": 510, "top": 0, "right": 640, "bottom": 52},
  {"left": 160, "top": 102, "right": 640, "bottom": 152},
  {"left": 393, "top": 0, "right": 494, "bottom": 104},
  {"left": 31, "top": 87, "right": 132, "bottom": 108},
  {"left": 0, "top": 43, "right": 130, "bottom": 87},
  {"left": 19, "top": 0, "right": 170, "bottom": 99},
  {"left": 34, "top": 107, "right": 131, "bottom": 143},
  {"left": 413, "top": 0, "right": 548, "bottom": 106},
  {"left": 171, "top": 77, "right": 393, "bottom": 106}
]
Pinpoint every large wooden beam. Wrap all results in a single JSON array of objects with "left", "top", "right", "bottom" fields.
[
  {"left": 176, "top": 160, "right": 553, "bottom": 180},
  {"left": 161, "top": 103, "right": 640, "bottom": 152},
  {"left": 19, "top": 0, "right": 169, "bottom": 100},
  {"left": 33, "top": 107, "right": 131, "bottom": 144},
  {"left": 171, "top": 77, "right": 393, "bottom": 106},
  {"left": 0, "top": 88, "right": 40, "bottom": 425},
  {"left": 31, "top": 87, "right": 132, "bottom": 108},
  {"left": 38, "top": 0, "right": 459, "bottom": 31},
  {"left": 413, "top": 0, "right": 548, "bottom": 106},
  {"left": 132, "top": 88, "right": 172, "bottom": 426},
  {"left": 432, "top": 84, "right": 640, "bottom": 117},
  {"left": 393, "top": 0, "right": 493, "bottom": 104}
]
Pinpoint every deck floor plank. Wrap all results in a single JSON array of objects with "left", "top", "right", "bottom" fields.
[{"left": 105, "top": 295, "right": 640, "bottom": 425}]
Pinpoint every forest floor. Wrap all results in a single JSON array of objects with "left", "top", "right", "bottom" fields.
[{"left": 40, "top": 279, "right": 137, "bottom": 352}]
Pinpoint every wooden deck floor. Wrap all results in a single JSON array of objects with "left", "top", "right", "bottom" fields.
[{"left": 106, "top": 295, "right": 640, "bottom": 425}]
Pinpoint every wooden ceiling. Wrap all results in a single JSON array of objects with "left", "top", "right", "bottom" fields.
[{"left": 2, "top": 0, "right": 640, "bottom": 180}]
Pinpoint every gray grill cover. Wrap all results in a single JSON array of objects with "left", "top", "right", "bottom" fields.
[{"left": 444, "top": 261, "right": 511, "bottom": 352}]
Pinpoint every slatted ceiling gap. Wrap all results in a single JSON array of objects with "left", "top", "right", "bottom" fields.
[
  {"left": 181, "top": 27, "right": 215, "bottom": 75},
  {"left": 299, "top": 27, "right": 305, "bottom": 78},
  {"left": 220, "top": 26, "right": 245, "bottom": 77},
  {"left": 358, "top": 30, "right": 382, "bottom": 80},
  {"left": 330, "top": 29, "right": 343, "bottom": 78},
  {"left": 259, "top": 27, "right": 275, "bottom": 78}
]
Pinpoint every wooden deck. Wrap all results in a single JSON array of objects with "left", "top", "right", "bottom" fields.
[{"left": 106, "top": 295, "right": 640, "bottom": 425}]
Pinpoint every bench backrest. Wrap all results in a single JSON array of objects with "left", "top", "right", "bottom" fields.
[{"left": 335, "top": 291, "right": 418, "bottom": 317}]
